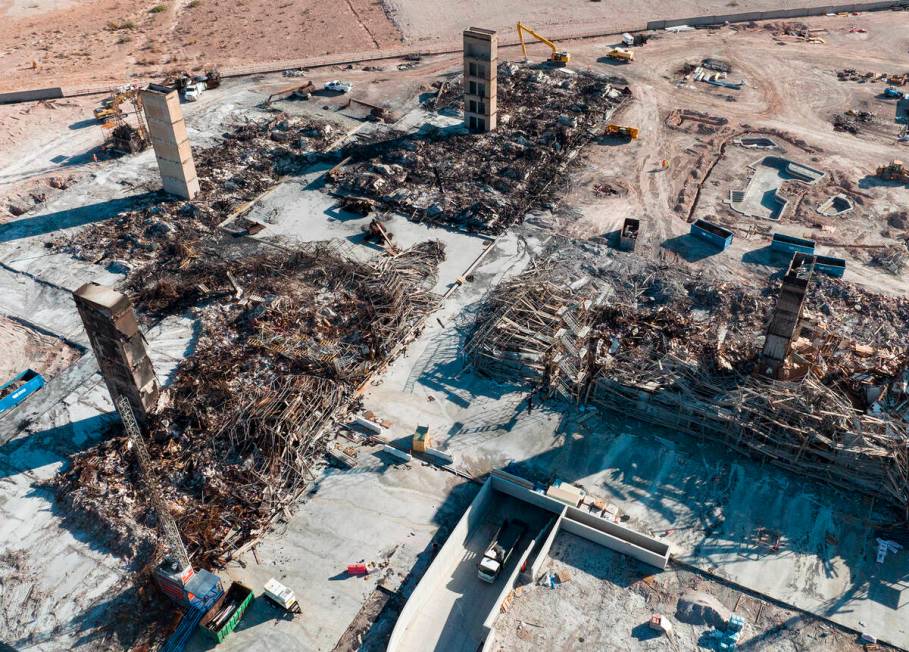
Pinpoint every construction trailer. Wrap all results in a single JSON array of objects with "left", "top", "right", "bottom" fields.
[
  {"left": 770, "top": 232, "right": 816, "bottom": 256},
  {"left": 690, "top": 219, "right": 733, "bottom": 250},
  {"left": 618, "top": 217, "right": 640, "bottom": 252}
]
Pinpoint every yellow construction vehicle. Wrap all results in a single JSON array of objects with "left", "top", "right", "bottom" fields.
[
  {"left": 516, "top": 22, "right": 570, "bottom": 66},
  {"left": 876, "top": 160, "right": 909, "bottom": 183},
  {"left": 606, "top": 47, "right": 635, "bottom": 63},
  {"left": 93, "top": 105, "right": 124, "bottom": 123},
  {"left": 606, "top": 124, "right": 640, "bottom": 139}
]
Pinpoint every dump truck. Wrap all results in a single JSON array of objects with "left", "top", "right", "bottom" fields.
[
  {"left": 477, "top": 519, "right": 527, "bottom": 583},
  {"left": 877, "top": 160, "right": 909, "bottom": 183},
  {"left": 606, "top": 47, "right": 634, "bottom": 63}
]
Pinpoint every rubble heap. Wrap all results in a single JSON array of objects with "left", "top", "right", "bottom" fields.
[
  {"left": 53, "top": 113, "right": 336, "bottom": 269},
  {"left": 330, "top": 63, "right": 630, "bottom": 234},
  {"left": 468, "top": 248, "right": 909, "bottom": 515},
  {"left": 55, "top": 240, "right": 445, "bottom": 566}
]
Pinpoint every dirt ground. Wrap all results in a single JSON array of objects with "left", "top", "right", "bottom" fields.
[
  {"left": 538, "top": 11, "right": 909, "bottom": 294},
  {"left": 495, "top": 534, "right": 870, "bottom": 652},
  {"left": 2, "top": 1, "right": 904, "bottom": 93},
  {"left": 0, "top": 315, "right": 81, "bottom": 383},
  {"left": 0, "top": 0, "right": 401, "bottom": 92},
  {"left": 382, "top": 0, "right": 883, "bottom": 43}
]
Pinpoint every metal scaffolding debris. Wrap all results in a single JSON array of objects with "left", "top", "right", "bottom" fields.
[
  {"left": 55, "top": 240, "right": 445, "bottom": 566},
  {"left": 53, "top": 113, "right": 336, "bottom": 269},
  {"left": 468, "top": 250, "right": 909, "bottom": 515}
]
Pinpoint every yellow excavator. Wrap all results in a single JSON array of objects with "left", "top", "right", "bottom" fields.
[{"left": 516, "top": 22, "right": 570, "bottom": 66}]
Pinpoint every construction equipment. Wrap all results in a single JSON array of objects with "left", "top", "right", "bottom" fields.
[
  {"left": 204, "top": 68, "right": 222, "bottom": 89},
  {"left": 115, "top": 395, "right": 191, "bottom": 570},
  {"left": 93, "top": 104, "right": 124, "bottom": 123},
  {"left": 606, "top": 47, "right": 634, "bottom": 63},
  {"left": 116, "top": 393, "right": 227, "bottom": 652},
  {"left": 876, "top": 160, "right": 909, "bottom": 183},
  {"left": 605, "top": 123, "right": 639, "bottom": 139},
  {"left": 96, "top": 87, "right": 149, "bottom": 154},
  {"left": 477, "top": 519, "right": 528, "bottom": 583},
  {"left": 516, "top": 22, "right": 570, "bottom": 66},
  {"left": 266, "top": 80, "right": 314, "bottom": 106}
]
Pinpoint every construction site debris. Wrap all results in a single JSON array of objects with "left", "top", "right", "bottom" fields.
[
  {"left": 55, "top": 240, "right": 445, "bottom": 567},
  {"left": 53, "top": 114, "right": 335, "bottom": 267},
  {"left": 330, "top": 63, "right": 630, "bottom": 234},
  {"left": 467, "top": 244, "right": 909, "bottom": 514},
  {"left": 837, "top": 69, "right": 909, "bottom": 85}
]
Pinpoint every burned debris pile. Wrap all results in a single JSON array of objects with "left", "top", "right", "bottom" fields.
[
  {"left": 468, "top": 251, "right": 909, "bottom": 514},
  {"left": 330, "top": 63, "right": 630, "bottom": 234},
  {"left": 53, "top": 114, "right": 335, "bottom": 269},
  {"left": 55, "top": 241, "right": 445, "bottom": 566}
]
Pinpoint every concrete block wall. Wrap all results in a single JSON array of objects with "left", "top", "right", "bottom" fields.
[
  {"left": 0, "top": 87, "right": 63, "bottom": 104},
  {"left": 463, "top": 27, "right": 498, "bottom": 133},
  {"left": 140, "top": 84, "right": 200, "bottom": 200}
]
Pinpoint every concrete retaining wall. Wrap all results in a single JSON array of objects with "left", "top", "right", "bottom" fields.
[
  {"left": 562, "top": 517, "right": 670, "bottom": 570},
  {"left": 647, "top": 1, "right": 905, "bottom": 29},
  {"left": 492, "top": 475, "right": 670, "bottom": 569},
  {"left": 0, "top": 87, "right": 63, "bottom": 104},
  {"left": 528, "top": 510, "right": 565, "bottom": 581},
  {"left": 388, "top": 476, "right": 671, "bottom": 651},
  {"left": 386, "top": 479, "right": 494, "bottom": 652},
  {"left": 566, "top": 506, "right": 670, "bottom": 562}
]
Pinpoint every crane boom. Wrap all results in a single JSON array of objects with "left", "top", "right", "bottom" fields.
[
  {"left": 516, "top": 22, "right": 570, "bottom": 66},
  {"left": 115, "top": 394, "right": 190, "bottom": 567}
]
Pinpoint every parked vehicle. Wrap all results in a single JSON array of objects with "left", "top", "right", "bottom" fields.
[
  {"left": 183, "top": 82, "right": 205, "bottom": 102},
  {"left": 884, "top": 87, "right": 904, "bottom": 99},
  {"left": 324, "top": 80, "right": 352, "bottom": 94},
  {"left": 477, "top": 519, "right": 527, "bottom": 583}
]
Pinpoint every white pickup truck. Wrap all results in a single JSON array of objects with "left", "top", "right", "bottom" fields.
[
  {"left": 477, "top": 519, "right": 527, "bottom": 583},
  {"left": 182, "top": 81, "right": 205, "bottom": 102}
]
